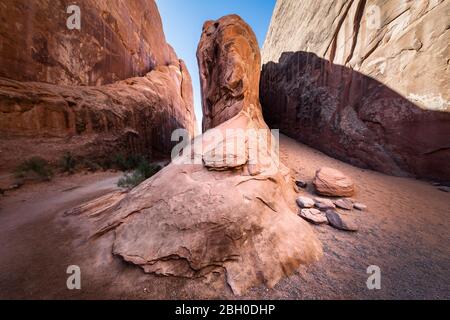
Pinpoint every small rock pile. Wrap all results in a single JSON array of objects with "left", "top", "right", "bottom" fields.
[
  {"left": 438, "top": 186, "right": 450, "bottom": 193},
  {"left": 431, "top": 182, "right": 450, "bottom": 193},
  {"left": 295, "top": 167, "right": 367, "bottom": 232},
  {"left": 313, "top": 167, "right": 355, "bottom": 197}
]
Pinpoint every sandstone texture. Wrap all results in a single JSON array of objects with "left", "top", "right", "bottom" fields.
[
  {"left": 260, "top": 0, "right": 450, "bottom": 181},
  {"left": 0, "top": 0, "right": 174, "bottom": 86},
  {"left": 300, "top": 209, "right": 328, "bottom": 225},
  {"left": 197, "top": 15, "right": 263, "bottom": 131},
  {"left": 297, "top": 196, "right": 315, "bottom": 209},
  {"left": 354, "top": 203, "right": 368, "bottom": 211},
  {"left": 314, "top": 197, "right": 337, "bottom": 210},
  {"left": 335, "top": 199, "right": 354, "bottom": 211},
  {"left": 314, "top": 167, "right": 355, "bottom": 197},
  {"left": 0, "top": 0, "right": 196, "bottom": 171},
  {"left": 326, "top": 210, "right": 359, "bottom": 232},
  {"left": 0, "top": 62, "right": 196, "bottom": 171},
  {"left": 68, "top": 15, "right": 322, "bottom": 295}
]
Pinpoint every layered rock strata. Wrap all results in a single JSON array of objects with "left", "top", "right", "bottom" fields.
[
  {"left": 0, "top": 0, "right": 196, "bottom": 171},
  {"left": 0, "top": 0, "right": 174, "bottom": 85}
]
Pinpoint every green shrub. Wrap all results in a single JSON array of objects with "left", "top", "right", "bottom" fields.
[
  {"left": 118, "top": 160, "right": 162, "bottom": 189},
  {"left": 15, "top": 157, "right": 53, "bottom": 181},
  {"left": 136, "top": 160, "right": 162, "bottom": 180},
  {"left": 82, "top": 159, "right": 102, "bottom": 172},
  {"left": 99, "top": 158, "right": 113, "bottom": 170},
  {"left": 75, "top": 119, "right": 86, "bottom": 134},
  {"left": 111, "top": 154, "right": 145, "bottom": 171},
  {"left": 60, "top": 152, "right": 77, "bottom": 174}
]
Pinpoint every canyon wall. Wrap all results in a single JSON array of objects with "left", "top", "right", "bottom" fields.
[
  {"left": 0, "top": 0, "right": 196, "bottom": 171},
  {"left": 260, "top": 0, "right": 450, "bottom": 180},
  {"left": 0, "top": 0, "right": 173, "bottom": 86}
]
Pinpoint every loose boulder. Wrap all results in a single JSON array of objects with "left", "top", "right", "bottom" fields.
[
  {"left": 326, "top": 210, "right": 358, "bottom": 232},
  {"left": 354, "top": 203, "right": 368, "bottom": 211},
  {"left": 314, "top": 197, "right": 336, "bottom": 211},
  {"left": 295, "top": 180, "right": 308, "bottom": 189},
  {"left": 314, "top": 167, "right": 355, "bottom": 197},
  {"left": 335, "top": 199, "right": 354, "bottom": 211},
  {"left": 297, "top": 196, "right": 315, "bottom": 208},
  {"left": 300, "top": 209, "right": 328, "bottom": 225}
]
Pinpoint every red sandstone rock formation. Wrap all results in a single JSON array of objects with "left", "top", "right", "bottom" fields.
[
  {"left": 68, "top": 15, "right": 322, "bottom": 295},
  {"left": 197, "top": 15, "right": 263, "bottom": 131},
  {"left": 313, "top": 167, "right": 355, "bottom": 197},
  {"left": 0, "top": 0, "right": 173, "bottom": 86},
  {"left": 0, "top": 62, "right": 196, "bottom": 171},
  {"left": 260, "top": 0, "right": 450, "bottom": 181},
  {"left": 0, "top": 0, "right": 196, "bottom": 171}
]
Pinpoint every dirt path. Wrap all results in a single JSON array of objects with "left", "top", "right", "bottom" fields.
[
  {"left": 0, "top": 136, "right": 448, "bottom": 299},
  {"left": 0, "top": 172, "right": 122, "bottom": 299},
  {"left": 244, "top": 135, "right": 450, "bottom": 299}
]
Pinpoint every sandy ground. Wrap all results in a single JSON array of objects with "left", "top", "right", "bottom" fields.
[{"left": 0, "top": 135, "right": 449, "bottom": 300}]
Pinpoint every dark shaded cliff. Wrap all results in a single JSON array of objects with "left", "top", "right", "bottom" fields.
[
  {"left": 260, "top": 0, "right": 450, "bottom": 180},
  {"left": 0, "top": 0, "right": 196, "bottom": 171}
]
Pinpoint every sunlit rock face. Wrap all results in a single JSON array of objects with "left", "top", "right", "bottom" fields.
[
  {"left": 197, "top": 14, "right": 264, "bottom": 132},
  {"left": 69, "top": 15, "right": 323, "bottom": 296},
  {"left": 260, "top": 0, "right": 450, "bottom": 181},
  {"left": 0, "top": 0, "right": 174, "bottom": 86},
  {"left": 0, "top": 0, "right": 196, "bottom": 171}
]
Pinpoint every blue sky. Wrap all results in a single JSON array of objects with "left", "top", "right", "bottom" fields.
[{"left": 156, "top": 0, "right": 276, "bottom": 131}]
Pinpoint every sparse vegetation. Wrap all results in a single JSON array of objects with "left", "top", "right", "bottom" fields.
[
  {"left": 75, "top": 119, "right": 86, "bottom": 134},
  {"left": 82, "top": 159, "right": 102, "bottom": 172},
  {"left": 14, "top": 157, "right": 53, "bottom": 181},
  {"left": 59, "top": 152, "right": 77, "bottom": 174},
  {"left": 12, "top": 152, "right": 159, "bottom": 187},
  {"left": 118, "top": 160, "right": 162, "bottom": 189},
  {"left": 111, "top": 153, "right": 146, "bottom": 171}
]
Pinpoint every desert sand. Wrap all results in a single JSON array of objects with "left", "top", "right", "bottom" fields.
[{"left": 0, "top": 135, "right": 448, "bottom": 300}]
